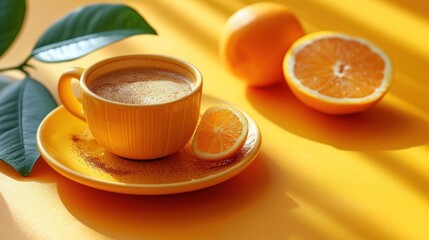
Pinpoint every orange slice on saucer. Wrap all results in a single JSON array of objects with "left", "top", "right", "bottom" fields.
[
  {"left": 192, "top": 105, "right": 249, "bottom": 161},
  {"left": 283, "top": 31, "right": 393, "bottom": 114}
]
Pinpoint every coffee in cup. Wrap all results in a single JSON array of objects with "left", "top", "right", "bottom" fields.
[{"left": 89, "top": 68, "right": 193, "bottom": 105}]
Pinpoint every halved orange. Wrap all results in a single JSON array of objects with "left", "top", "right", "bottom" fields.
[
  {"left": 283, "top": 31, "right": 393, "bottom": 114},
  {"left": 191, "top": 105, "right": 249, "bottom": 161}
]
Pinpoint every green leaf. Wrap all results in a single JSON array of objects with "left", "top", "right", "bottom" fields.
[
  {"left": 0, "top": 77, "right": 57, "bottom": 176},
  {"left": 0, "top": 0, "right": 26, "bottom": 58},
  {"left": 0, "top": 75, "right": 14, "bottom": 92},
  {"left": 32, "top": 4, "right": 157, "bottom": 62}
]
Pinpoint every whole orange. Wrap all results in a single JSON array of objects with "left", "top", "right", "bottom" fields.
[{"left": 219, "top": 2, "right": 304, "bottom": 87}]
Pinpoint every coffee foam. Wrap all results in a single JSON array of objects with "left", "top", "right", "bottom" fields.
[{"left": 89, "top": 68, "right": 193, "bottom": 104}]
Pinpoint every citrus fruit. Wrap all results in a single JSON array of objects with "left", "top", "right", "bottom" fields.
[
  {"left": 191, "top": 104, "right": 249, "bottom": 161},
  {"left": 283, "top": 31, "right": 393, "bottom": 114},
  {"left": 220, "top": 2, "right": 304, "bottom": 87}
]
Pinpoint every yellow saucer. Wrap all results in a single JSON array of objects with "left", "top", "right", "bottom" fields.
[{"left": 36, "top": 95, "right": 261, "bottom": 195}]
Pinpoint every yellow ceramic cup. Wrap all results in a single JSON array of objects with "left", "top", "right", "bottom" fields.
[{"left": 58, "top": 54, "right": 202, "bottom": 160}]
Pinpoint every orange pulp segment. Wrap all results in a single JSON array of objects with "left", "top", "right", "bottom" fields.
[
  {"left": 283, "top": 31, "right": 393, "bottom": 114},
  {"left": 192, "top": 105, "right": 249, "bottom": 161}
]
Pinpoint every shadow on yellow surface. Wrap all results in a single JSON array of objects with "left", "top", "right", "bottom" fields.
[
  {"left": 0, "top": 194, "right": 28, "bottom": 240},
  {"left": 133, "top": 0, "right": 221, "bottom": 57},
  {"left": 53, "top": 156, "right": 297, "bottom": 239},
  {"left": 384, "top": 0, "right": 429, "bottom": 21},
  {"left": 280, "top": 162, "right": 399, "bottom": 240},
  {"left": 247, "top": 82, "right": 429, "bottom": 151},
  {"left": 361, "top": 151, "right": 429, "bottom": 200},
  {"left": 0, "top": 159, "right": 64, "bottom": 239}
]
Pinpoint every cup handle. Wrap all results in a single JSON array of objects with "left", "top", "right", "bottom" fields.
[{"left": 58, "top": 67, "right": 86, "bottom": 121}]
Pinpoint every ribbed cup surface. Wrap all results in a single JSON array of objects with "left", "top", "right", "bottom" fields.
[{"left": 83, "top": 91, "right": 201, "bottom": 159}]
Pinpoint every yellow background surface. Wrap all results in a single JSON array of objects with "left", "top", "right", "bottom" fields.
[{"left": 1, "top": 0, "right": 428, "bottom": 239}]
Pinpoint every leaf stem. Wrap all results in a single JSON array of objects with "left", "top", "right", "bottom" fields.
[{"left": 0, "top": 55, "right": 34, "bottom": 76}]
